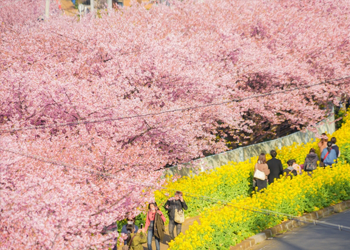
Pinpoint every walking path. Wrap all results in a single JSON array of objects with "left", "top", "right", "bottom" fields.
[
  {"left": 142, "top": 216, "right": 200, "bottom": 250},
  {"left": 60, "top": 0, "right": 78, "bottom": 15},
  {"left": 251, "top": 209, "right": 350, "bottom": 250}
]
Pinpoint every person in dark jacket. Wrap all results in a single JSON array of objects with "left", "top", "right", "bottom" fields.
[
  {"left": 121, "top": 215, "right": 139, "bottom": 245},
  {"left": 164, "top": 191, "right": 188, "bottom": 241},
  {"left": 331, "top": 137, "right": 341, "bottom": 158},
  {"left": 303, "top": 148, "right": 319, "bottom": 174},
  {"left": 267, "top": 150, "right": 283, "bottom": 184}
]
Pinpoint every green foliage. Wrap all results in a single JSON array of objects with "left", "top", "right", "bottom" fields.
[
  {"left": 335, "top": 106, "right": 348, "bottom": 129},
  {"left": 116, "top": 212, "right": 146, "bottom": 233},
  {"left": 339, "top": 142, "right": 350, "bottom": 163}
]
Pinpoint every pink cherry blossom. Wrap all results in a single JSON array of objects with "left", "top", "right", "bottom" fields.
[{"left": 1, "top": 0, "right": 350, "bottom": 249}]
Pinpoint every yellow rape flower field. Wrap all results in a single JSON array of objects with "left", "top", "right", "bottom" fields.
[{"left": 156, "top": 109, "right": 350, "bottom": 250}]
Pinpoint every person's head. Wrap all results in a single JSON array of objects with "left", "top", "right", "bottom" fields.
[
  {"left": 148, "top": 202, "right": 158, "bottom": 211},
  {"left": 287, "top": 160, "right": 293, "bottom": 166},
  {"left": 309, "top": 148, "right": 316, "bottom": 154},
  {"left": 331, "top": 137, "right": 337, "bottom": 144},
  {"left": 126, "top": 216, "right": 135, "bottom": 225},
  {"left": 291, "top": 159, "right": 296, "bottom": 164},
  {"left": 175, "top": 191, "right": 183, "bottom": 200},
  {"left": 270, "top": 150, "right": 277, "bottom": 158},
  {"left": 321, "top": 133, "right": 328, "bottom": 142},
  {"left": 258, "top": 153, "right": 266, "bottom": 164},
  {"left": 327, "top": 141, "right": 332, "bottom": 148}
]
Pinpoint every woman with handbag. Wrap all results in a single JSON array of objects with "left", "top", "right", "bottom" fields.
[
  {"left": 253, "top": 153, "right": 270, "bottom": 191},
  {"left": 164, "top": 191, "right": 188, "bottom": 241},
  {"left": 145, "top": 202, "right": 166, "bottom": 250}
]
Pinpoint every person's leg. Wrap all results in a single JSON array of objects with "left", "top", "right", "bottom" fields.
[
  {"left": 257, "top": 179, "right": 267, "bottom": 192},
  {"left": 155, "top": 236, "right": 161, "bottom": 250},
  {"left": 256, "top": 179, "right": 262, "bottom": 191},
  {"left": 175, "top": 222, "right": 182, "bottom": 237},
  {"left": 147, "top": 230, "right": 153, "bottom": 250},
  {"left": 169, "top": 220, "right": 175, "bottom": 240}
]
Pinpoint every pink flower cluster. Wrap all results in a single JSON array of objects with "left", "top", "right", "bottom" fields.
[{"left": 1, "top": 0, "right": 350, "bottom": 249}]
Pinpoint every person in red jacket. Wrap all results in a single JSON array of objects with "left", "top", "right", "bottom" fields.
[{"left": 145, "top": 202, "right": 166, "bottom": 250}]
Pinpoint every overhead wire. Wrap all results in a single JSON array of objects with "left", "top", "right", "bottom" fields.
[
  {"left": 0, "top": 0, "right": 22, "bottom": 9},
  {"left": 2, "top": 146, "right": 350, "bottom": 234},
  {"left": 1, "top": 75, "right": 350, "bottom": 134},
  {"left": 2, "top": 0, "right": 350, "bottom": 241}
]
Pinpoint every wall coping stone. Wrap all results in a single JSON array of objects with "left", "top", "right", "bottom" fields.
[{"left": 230, "top": 200, "right": 350, "bottom": 250}]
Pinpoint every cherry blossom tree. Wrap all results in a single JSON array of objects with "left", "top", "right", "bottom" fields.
[{"left": 1, "top": 0, "right": 350, "bottom": 248}]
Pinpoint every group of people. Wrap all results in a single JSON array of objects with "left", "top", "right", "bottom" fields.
[
  {"left": 254, "top": 135, "right": 341, "bottom": 191},
  {"left": 114, "top": 191, "right": 188, "bottom": 250}
]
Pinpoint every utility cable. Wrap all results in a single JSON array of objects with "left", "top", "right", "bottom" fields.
[
  {"left": 1, "top": 76, "right": 349, "bottom": 134},
  {"left": 2, "top": 146, "right": 350, "bottom": 234}
]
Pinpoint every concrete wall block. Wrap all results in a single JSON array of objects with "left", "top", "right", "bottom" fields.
[
  {"left": 340, "top": 202, "right": 347, "bottom": 210},
  {"left": 345, "top": 200, "right": 350, "bottom": 208},
  {"left": 263, "top": 229, "right": 272, "bottom": 237},
  {"left": 323, "top": 208, "right": 331, "bottom": 217},
  {"left": 297, "top": 217, "right": 307, "bottom": 226},
  {"left": 315, "top": 211, "right": 319, "bottom": 219},
  {"left": 281, "top": 222, "right": 288, "bottom": 231},
  {"left": 328, "top": 206, "right": 335, "bottom": 214},
  {"left": 269, "top": 227, "right": 277, "bottom": 235},
  {"left": 309, "top": 212, "right": 317, "bottom": 220},
  {"left": 316, "top": 209, "right": 325, "bottom": 219},
  {"left": 230, "top": 239, "right": 254, "bottom": 250},
  {"left": 275, "top": 224, "right": 284, "bottom": 234},
  {"left": 334, "top": 203, "right": 344, "bottom": 213},
  {"left": 285, "top": 220, "right": 296, "bottom": 230},
  {"left": 305, "top": 213, "right": 317, "bottom": 221},
  {"left": 251, "top": 233, "right": 266, "bottom": 244}
]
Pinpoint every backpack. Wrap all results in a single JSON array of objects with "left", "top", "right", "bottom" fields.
[{"left": 304, "top": 157, "right": 317, "bottom": 171}]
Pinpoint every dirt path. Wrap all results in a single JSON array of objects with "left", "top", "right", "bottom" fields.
[
  {"left": 143, "top": 216, "right": 200, "bottom": 250},
  {"left": 60, "top": 0, "right": 78, "bottom": 15}
]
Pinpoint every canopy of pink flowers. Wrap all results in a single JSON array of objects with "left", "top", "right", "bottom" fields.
[{"left": 1, "top": 0, "right": 350, "bottom": 248}]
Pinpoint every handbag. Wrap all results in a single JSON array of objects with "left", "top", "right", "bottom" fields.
[
  {"left": 122, "top": 234, "right": 136, "bottom": 250},
  {"left": 254, "top": 165, "right": 266, "bottom": 180},
  {"left": 174, "top": 208, "right": 185, "bottom": 224}
]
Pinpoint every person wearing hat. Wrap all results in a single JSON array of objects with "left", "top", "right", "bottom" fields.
[
  {"left": 164, "top": 191, "right": 188, "bottom": 241},
  {"left": 145, "top": 202, "right": 166, "bottom": 250}
]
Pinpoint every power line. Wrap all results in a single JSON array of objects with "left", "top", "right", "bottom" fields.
[
  {"left": 2, "top": 146, "right": 350, "bottom": 235},
  {"left": 1, "top": 76, "right": 350, "bottom": 134},
  {"left": 0, "top": 0, "right": 22, "bottom": 9},
  {"left": 0, "top": 147, "right": 157, "bottom": 188}
]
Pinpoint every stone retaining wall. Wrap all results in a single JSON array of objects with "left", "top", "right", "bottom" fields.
[
  {"left": 163, "top": 108, "right": 335, "bottom": 177},
  {"left": 230, "top": 200, "right": 350, "bottom": 250}
]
